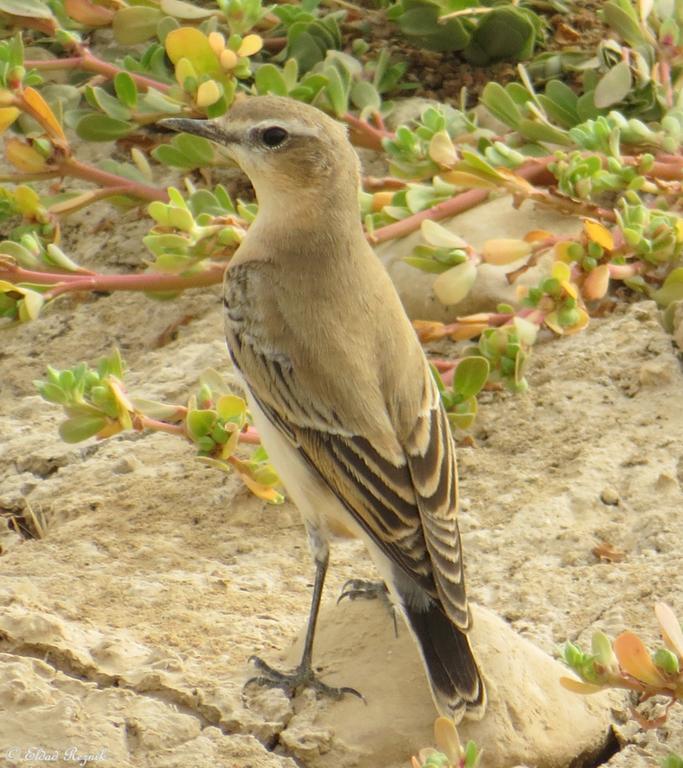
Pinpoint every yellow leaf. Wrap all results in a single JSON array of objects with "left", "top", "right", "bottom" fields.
[
  {"left": 450, "top": 322, "right": 488, "bottom": 341},
  {"left": 220, "top": 48, "right": 239, "bottom": 71},
  {"left": 614, "top": 632, "right": 666, "bottom": 687},
  {"left": 17, "top": 288, "right": 44, "bottom": 321},
  {"left": 440, "top": 170, "right": 499, "bottom": 190},
  {"left": 554, "top": 241, "right": 575, "bottom": 263},
  {"left": 560, "top": 676, "right": 605, "bottom": 695},
  {"left": 175, "top": 58, "right": 197, "bottom": 87},
  {"left": 676, "top": 219, "right": 683, "bottom": 243},
  {"left": 524, "top": 229, "right": 552, "bottom": 243},
  {"left": 237, "top": 34, "right": 263, "bottom": 57},
  {"left": 545, "top": 307, "right": 589, "bottom": 336},
  {"left": 166, "top": 27, "right": 221, "bottom": 78},
  {"left": 371, "top": 191, "right": 394, "bottom": 212},
  {"left": 433, "top": 261, "right": 477, "bottom": 306},
  {"left": 421, "top": 219, "right": 467, "bottom": 249},
  {"left": 561, "top": 280, "right": 578, "bottom": 300},
  {"left": 433, "top": 716, "right": 462, "bottom": 762},
  {"left": 196, "top": 79, "right": 221, "bottom": 107},
  {"left": 582, "top": 264, "right": 610, "bottom": 301},
  {"left": 208, "top": 31, "right": 225, "bottom": 55},
  {"left": 23, "top": 87, "right": 66, "bottom": 141},
  {"left": 428, "top": 130, "right": 457, "bottom": 169},
  {"left": 655, "top": 603, "right": 683, "bottom": 660},
  {"left": 5, "top": 138, "right": 48, "bottom": 173},
  {"left": 567, "top": 308, "right": 590, "bottom": 333},
  {"left": 219, "top": 426, "right": 240, "bottom": 459},
  {"left": 551, "top": 261, "right": 571, "bottom": 282},
  {"left": 413, "top": 320, "right": 446, "bottom": 342},
  {"left": 0, "top": 89, "right": 15, "bottom": 106},
  {"left": 239, "top": 471, "right": 284, "bottom": 503},
  {"left": 481, "top": 238, "right": 532, "bottom": 266},
  {"left": 14, "top": 185, "right": 42, "bottom": 216},
  {"left": 96, "top": 421, "right": 124, "bottom": 439},
  {"left": 0, "top": 106, "right": 19, "bottom": 133},
  {"left": 583, "top": 218, "right": 614, "bottom": 251}
]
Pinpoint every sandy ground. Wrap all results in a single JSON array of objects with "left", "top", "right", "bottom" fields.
[{"left": 2, "top": 144, "right": 683, "bottom": 767}]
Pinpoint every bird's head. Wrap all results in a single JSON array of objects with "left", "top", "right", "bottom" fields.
[{"left": 159, "top": 96, "right": 361, "bottom": 215}]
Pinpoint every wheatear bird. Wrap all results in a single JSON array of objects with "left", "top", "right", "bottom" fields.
[{"left": 160, "top": 96, "right": 486, "bottom": 722}]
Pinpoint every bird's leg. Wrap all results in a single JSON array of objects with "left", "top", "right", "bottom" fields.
[
  {"left": 244, "top": 549, "right": 363, "bottom": 702},
  {"left": 337, "top": 579, "right": 399, "bottom": 637}
]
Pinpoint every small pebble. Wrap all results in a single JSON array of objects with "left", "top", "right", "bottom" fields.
[
  {"left": 112, "top": 457, "right": 137, "bottom": 474},
  {"left": 600, "top": 487, "right": 620, "bottom": 506}
]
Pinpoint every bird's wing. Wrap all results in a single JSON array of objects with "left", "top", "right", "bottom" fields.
[
  {"left": 403, "top": 376, "right": 469, "bottom": 628},
  {"left": 242, "top": 351, "right": 469, "bottom": 631}
]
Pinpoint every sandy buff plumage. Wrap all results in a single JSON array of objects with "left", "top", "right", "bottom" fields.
[{"left": 160, "top": 96, "right": 486, "bottom": 722}]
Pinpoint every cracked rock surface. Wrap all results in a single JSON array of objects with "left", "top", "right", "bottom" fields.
[{"left": 2, "top": 172, "right": 683, "bottom": 766}]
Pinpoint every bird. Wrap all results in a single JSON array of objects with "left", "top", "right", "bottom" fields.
[{"left": 159, "top": 95, "right": 486, "bottom": 723}]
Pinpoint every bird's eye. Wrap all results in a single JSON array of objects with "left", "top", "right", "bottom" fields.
[{"left": 260, "top": 126, "right": 289, "bottom": 148}]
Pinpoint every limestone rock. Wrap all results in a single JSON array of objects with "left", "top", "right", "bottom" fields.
[
  {"left": 277, "top": 600, "right": 618, "bottom": 768},
  {"left": 374, "top": 196, "right": 581, "bottom": 322}
]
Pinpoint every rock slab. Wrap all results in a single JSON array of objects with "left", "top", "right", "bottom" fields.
[{"left": 277, "top": 600, "right": 617, "bottom": 768}]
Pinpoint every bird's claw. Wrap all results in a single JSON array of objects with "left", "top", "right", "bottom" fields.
[
  {"left": 337, "top": 578, "right": 389, "bottom": 605},
  {"left": 337, "top": 579, "right": 399, "bottom": 637},
  {"left": 242, "top": 655, "right": 365, "bottom": 703}
]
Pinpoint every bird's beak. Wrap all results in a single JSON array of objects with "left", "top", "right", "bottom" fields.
[{"left": 157, "top": 117, "right": 238, "bottom": 145}]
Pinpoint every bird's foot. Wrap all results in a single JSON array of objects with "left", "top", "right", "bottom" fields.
[
  {"left": 337, "top": 579, "right": 399, "bottom": 637},
  {"left": 337, "top": 578, "right": 389, "bottom": 604},
  {"left": 243, "top": 655, "right": 364, "bottom": 702}
]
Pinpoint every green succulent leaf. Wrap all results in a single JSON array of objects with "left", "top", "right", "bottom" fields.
[
  {"left": 76, "top": 114, "right": 134, "bottom": 141},
  {"left": 594, "top": 62, "right": 633, "bottom": 109},
  {"left": 160, "top": 0, "right": 215, "bottom": 19},
  {"left": 59, "top": 415, "right": 108, "bottom": 443},
  {"left": 114, "top": 72, "right": 138, "bottom": 110},
  {"left": 465, "top": 7, "right": 536, "bottom": 66},
  {"left": 255, "top": 63, "right": 289, "bottom": 96},
  {"left": 481, "top": 82, "right": 522, "bottom": 128},
  {"left": 654, "top": 267, "right": 683, "bottom": 308},
  {"left": 112, "top": 6, "right": 164, "bottom": 45},
  {"left": 453, "top": 356, "right": 490, "bottom": 400},
  {"left": 0, "top": 0, "right": 53, "bottom": 17}
]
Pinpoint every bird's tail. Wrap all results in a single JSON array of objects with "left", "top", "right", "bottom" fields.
[{"left": 402, "top": 599, "right": 486, "bottom": 723}]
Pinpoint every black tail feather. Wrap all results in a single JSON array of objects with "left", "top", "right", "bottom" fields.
[{"left": 403, "top": 599, "right": 486, "bottom": 721}]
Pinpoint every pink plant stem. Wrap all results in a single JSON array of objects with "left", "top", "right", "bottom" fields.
[
  {"left": 370, "top": 158, "right": 556, "bottom": 244},
  {"left": 343, "top": 113, "right": 393, "bottom": 151},
  {"left": 136, "top": 416, "right": 185, "bottom": 436},
  {"left": 24, "top": 51, "right": 173, "bottom": 94},
  {"left": 0, "top": 264, "right": 227, "bottom": 297},
  {"left": 137, "top": 416, "right": 260, "bottom": 445},
  {"left": 649, "top": 161, "right": 683, "bottom": 181},
  {"left": 51, "top": 185, "right": 152, "bottom": 214},
  {"left": 41, "top": 265, "right": 226, "bottom": 299},
  {"left": 61, "top": 157, "right": 168, "bottom": 202},
  {"left": 369, "top": 188, "right": 489, "bottom": 244},
  {"left": 1, "top": 266, "right": 86, "bottom": 284}
]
